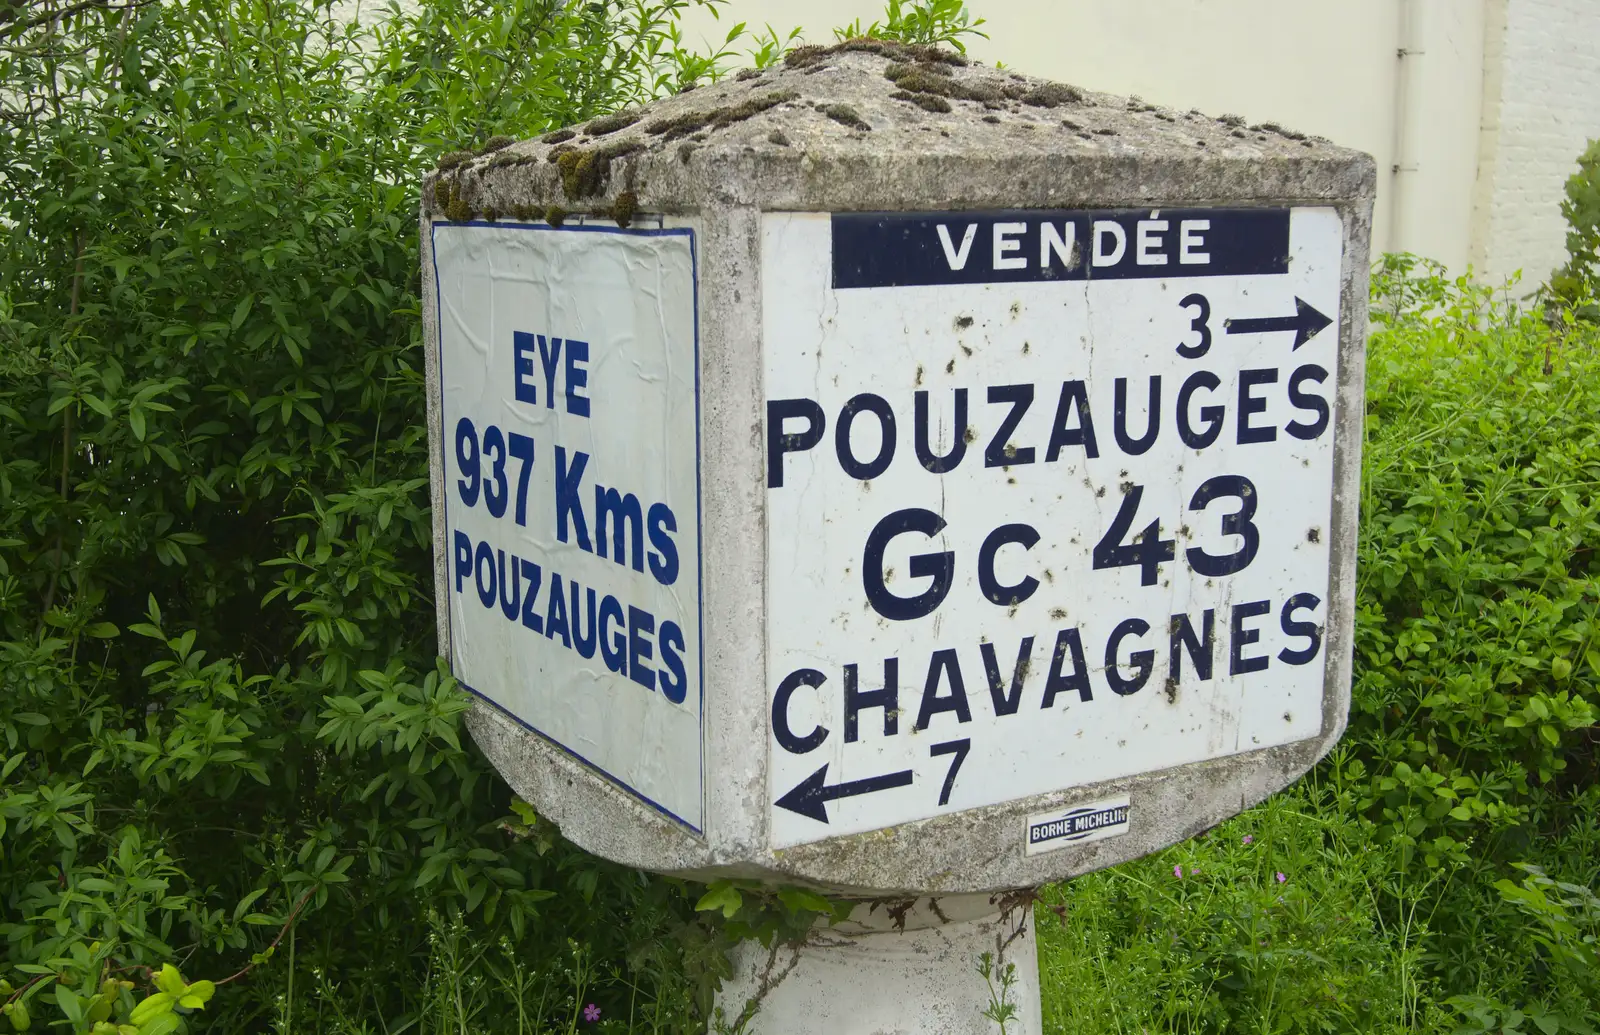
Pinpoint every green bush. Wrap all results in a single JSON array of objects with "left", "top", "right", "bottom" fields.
[
  {"left": 1038, "top": 776, "right": 1430, "bottom": 1034},
  {"left": 1551, "top": 136, "right": 1600, "bottom": 318},
  {"left": 0, "top": 0, "right": 739, "bottom": 1031},
  {"left": 1354, "top": 254, "right": 1600, "bottom": 870}
]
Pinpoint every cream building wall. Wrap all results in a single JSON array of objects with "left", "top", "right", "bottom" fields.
[{"left": 680, "top": 0, "right": 1600, "bottom": 284}]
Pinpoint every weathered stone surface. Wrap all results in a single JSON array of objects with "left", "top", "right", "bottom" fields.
[
  {"left": 423, "top": 41, "right": 1375, "bottom": 896},
  {"left": 423, "top": 42, "right": 1373, "bottom": 223}
]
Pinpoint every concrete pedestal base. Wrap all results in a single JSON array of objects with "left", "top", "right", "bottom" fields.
[{"left": 711, "top": 893, "right": 1041, "bottom": 1035}]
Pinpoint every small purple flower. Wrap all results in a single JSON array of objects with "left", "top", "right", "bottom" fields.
[
  {"left": 1275, "top": 872, "right": 1287, "bottom": 884},
  {"left": 583, "top": 1004, "right": 601, "bottom": 1023},
  {"left": 1242, "top": 835, "right": 1253, "bottom": 845},
  {"left": 1173, "top": 865, "right": 1183, "bottom": 878}
]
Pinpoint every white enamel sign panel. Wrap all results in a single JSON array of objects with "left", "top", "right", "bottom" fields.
[
  {"left": 764, "top": 208, "right": 1341, "bottom": 847},
  {"left": 433, "top": 222, "right": 702, "bottom": 829}
]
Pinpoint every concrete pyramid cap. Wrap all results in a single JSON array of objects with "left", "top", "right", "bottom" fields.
[{"left": 424, "top": 40, "right": 1375, "bottom": 222}]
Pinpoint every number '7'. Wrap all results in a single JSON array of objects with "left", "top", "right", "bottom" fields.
[
  {"left": 508, "top": 432, "right": 535, "bottom": 526},
  {"left": 931, "top": 738, "right": 971, "bottom": 807}
]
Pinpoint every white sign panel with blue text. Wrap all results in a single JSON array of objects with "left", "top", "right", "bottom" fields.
[
  {"left": 433, "top": 222, "right": 702, "bottom": 830},
  {"left": 764, "top": 208, "right": 1341, "bottom": 847}
]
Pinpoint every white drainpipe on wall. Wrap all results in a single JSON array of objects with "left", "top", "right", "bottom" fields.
[{"left": 1388, "top": 0, "right": 1427, "bottom": 256}]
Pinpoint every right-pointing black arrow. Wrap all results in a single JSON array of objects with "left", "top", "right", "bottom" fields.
[
  {"left": 774, "top": 763, "right": 914, "bottom": 824},
  {"left": 1223, "top": 296, "right": 1332, "bottom": 350}
]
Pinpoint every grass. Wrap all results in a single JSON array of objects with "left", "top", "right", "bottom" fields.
[{"left": 1036, "top": 757, "right": 1446, "bottom": 1034}]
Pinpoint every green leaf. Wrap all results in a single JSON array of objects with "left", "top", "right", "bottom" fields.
[
  {"left": 177, "top": 980, "right": 214, "bottom": 1010},
  {"left": 776, "top": 886, "right": 836, "bottom": 915},
  {"left": 153, "top": 965, "right": 185, "bottom": 997},
  {"left": 694, "top": 882, "right": 743, "bottom": 919},
  {"left": 128, "top": 992, "right": 174, "bottom": 1026},
  {"left": 53, "top": 984, "right": 85, "bottom": 1025}
]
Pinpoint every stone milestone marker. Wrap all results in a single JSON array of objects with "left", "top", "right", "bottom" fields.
[{"left": 422, "top": 40, "right": 1374, "bottom": 1035}]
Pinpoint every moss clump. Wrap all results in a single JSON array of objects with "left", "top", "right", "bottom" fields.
[
  {"left": 554, "top": 139, "right": 645, "bottom": 199},
  {"left": 482, "top": 206, "right": 498, "bottom": 221},
  {"left": 556, "top": 149, "right": 601, "bottom": 197},
  {"left": 510, "top": 203, "right": 534, "bottom": 221},
  {"left": 890, "top": 90, "right": 951, "bottom": 114},
  {"left": 548, "top": 142, "right": 577, "bottom": 162},
  {"left": 585, "top": 110, "right": 641, "bottom": 136},
  {"left": 445, "top": 195, "right": 472, "bottom": 222},
  {"left": 609, "top": 190, "right": 638, "bottom": 228},
  {"left": 545, "top": 205, "right": 566, "bottom": 227},
  {"left": 821, "top": 103, "right": 870, "bottom": 131},
  {"left": 643, "top": 89, "right": 798, "bottom": 141},
  {"left": 542, "top": 127, "right": 577, "bottom": 144},
  {"left": 1253, "top": 121, "right": 1307, "bottom": 140},
  {"left": 1022, "top": 83, "right": 1082, "bottom": 108},
  {"left": 437, "top": 149, "right": 475, "bottom": 171},
  {"left": 735, "top": 67, "right": 762, "bottom": 81},
  {"left": 767, "top": 128, "right": 790, "bottom": 145},
  {"left": 645, "top": 110, "right": 713, "bottom": 139},
  {"left": 786, "top": 38, "right": 966, "bottom": 69},
  {"left": 432, "top": 178, "right": 451, "bottom": 209},
  {"left": 478, "top": 135, "right": 514, "bottom": 154},
  {"left": 883, "top": 62, "right": 1008, "bottom": 104}
]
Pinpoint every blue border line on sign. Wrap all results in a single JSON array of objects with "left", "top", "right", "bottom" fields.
[{"left": 430, "top": 218, "right": 705, "bottom": 835}]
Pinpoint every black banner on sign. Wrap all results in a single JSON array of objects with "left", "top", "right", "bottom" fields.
[{"left": 831, "top": 208, "right": 1291, "bottom": 289}]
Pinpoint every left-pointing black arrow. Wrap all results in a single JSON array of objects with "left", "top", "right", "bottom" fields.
[
  {"left": 774, "top": 763, "right": 914, "bottom": 824},
  {"left": 1223, "top": 296, "right": 1332, "bottom": 350}
]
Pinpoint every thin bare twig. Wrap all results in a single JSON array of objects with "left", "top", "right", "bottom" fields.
[{"left": 216, "top": 885, "right": 319, "bottom": 986}]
